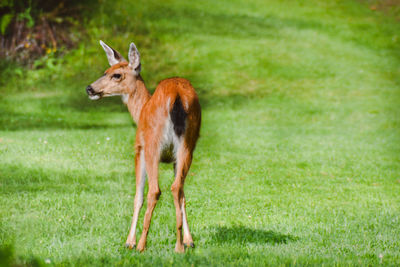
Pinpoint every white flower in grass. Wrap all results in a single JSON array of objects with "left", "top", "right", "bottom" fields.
[
  {"left": 106, "top": 137, "right": 110, "bottom": 141},
  {"left": 45, "top": 258, "right": 51, "bottom": 264}
]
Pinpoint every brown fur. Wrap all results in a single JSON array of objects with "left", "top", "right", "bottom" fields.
[
  {"left": 133, "top": 77, "right": 201, "bottom": 252},
  {"left": 88, "top": 50, "right": 201, "bottom": 253},
  {"left": 105, "top": 61, "right": 129, "bottom": 73}
]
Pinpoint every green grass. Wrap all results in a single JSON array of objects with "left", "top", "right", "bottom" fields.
[{"left": 1, "top": 0, "right": 400, "bottom": 265}]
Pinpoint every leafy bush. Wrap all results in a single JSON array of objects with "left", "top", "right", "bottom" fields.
[{"left": 0, "top": 0, "right": 98, "bottom": 64}]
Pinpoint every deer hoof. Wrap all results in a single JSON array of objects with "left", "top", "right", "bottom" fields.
[
  {"left": 175, "top": 243, "right": 185, "bottom": 253},
  {"left": 125, "top": 243, "right": 136, "bottom": 250},
  {"left": 184, "top": 242, "right": 195, "bottom": 249},
  {"left": 136, "top": 241, "right": 146, "bottom": 252}
]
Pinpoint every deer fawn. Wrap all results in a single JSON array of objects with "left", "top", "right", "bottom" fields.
[{"left": 86, "top": 41, "right": 201, "bottom": 252}]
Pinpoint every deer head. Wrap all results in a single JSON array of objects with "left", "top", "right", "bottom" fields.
[{"left": 86, "top": 40, "right": 141, "bottom": 100}]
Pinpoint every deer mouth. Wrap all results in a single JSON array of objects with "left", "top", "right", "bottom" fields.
[
  {"left": 88, "top": 93, "right": 102, "bottom": 100},
  {"left": 86, "top": 85, "right": 103, "bottom": 100}
]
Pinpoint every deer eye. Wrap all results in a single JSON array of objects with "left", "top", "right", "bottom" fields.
[{"left": 112, "top": 73, "right": 122, "bottom": 79}]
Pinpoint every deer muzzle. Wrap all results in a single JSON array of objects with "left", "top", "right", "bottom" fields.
[{"left": 86, "top": 85, "right": 102, "bottom": 100}]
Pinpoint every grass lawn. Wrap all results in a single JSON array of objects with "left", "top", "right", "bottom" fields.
[{"left": 1, "top": 0, "right": 400, "bottom": 265}]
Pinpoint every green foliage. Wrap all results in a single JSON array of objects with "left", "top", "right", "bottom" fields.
[
  {"left": 0, "top": 0, "right": 98, "bottom": 63},
  {"left": 0, "top": 13, "right": 13, "bottom": 34},
  {"left": 0, "top": 0, "right": 400, "bottom": 266},
  {"left": 16, "top": 6, "right": 34, "bottom": 28},
  {"left": 0, "top": 0, "right": 14, "bottom": 8},
  {"left": 0, "top": 0, "right": 34, "bottom": 32}
]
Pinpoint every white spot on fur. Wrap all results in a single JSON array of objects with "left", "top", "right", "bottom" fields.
[
  {"left": 160, "top": 115, "right": 182, "bottom": 160},
  {"left": 121, "top": 94, "right": 129, "bottom": 104},
  {"left": 137, "top": 150, "right": 146, "bottom": 200},
  {"left": 127, "top": 149, "right": 146, "bottom": 241},
  {"left": 89, "top": 95, "right": 100, "bottom": 100},
  {"left": 166, "top": 97, "right": 171, "bottom": 110},
  {"left": 182, "top": 200, "right": 190, "bottom": 237}
]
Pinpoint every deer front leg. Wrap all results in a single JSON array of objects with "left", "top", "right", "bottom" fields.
[
  {"left": 136, "top": 153, "right": 161, "bottom": 252},
  {"left": 125, "top": 149, "right": 146, "bottom": 249}
]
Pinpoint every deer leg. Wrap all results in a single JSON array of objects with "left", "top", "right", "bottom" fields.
[
  {"left": 182, "top": 194, "right": 194, "bottom": 248},
  {"left": 125, "top": 149, "right": 146, "bottom": 249},
  {"left": 136, "top": 152, "right": 161, "bottom": 252},
  {"left": 171, "top": 145, "right": 193, "bottom": 252}
]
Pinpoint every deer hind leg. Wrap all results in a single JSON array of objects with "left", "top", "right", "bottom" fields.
[
  {"left": 125, "top": 149, "right": 146, "bottom": 249},
  {"left": 136, "top": 149, "right": 161, "bottom": 252},
  {"left": 171, "top": 143, "right": 194, "bottom": 252},
  {"left": 182, "top": 193, "right": 194, "bottom": 248}
]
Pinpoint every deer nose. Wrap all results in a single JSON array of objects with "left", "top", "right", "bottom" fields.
[{"left": 86, "top": 85, "right": 95, "bottom": 95}]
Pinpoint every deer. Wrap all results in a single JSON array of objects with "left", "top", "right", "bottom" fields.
[{"left": 85, "top": 40, "right": 201, "bottom": 252}]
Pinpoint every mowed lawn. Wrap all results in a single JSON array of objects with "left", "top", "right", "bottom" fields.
[{"left": 1, "top": 0, "right": 400, "bottom": 265}]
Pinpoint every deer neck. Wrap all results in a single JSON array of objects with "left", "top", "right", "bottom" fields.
[{"left": 124, "top": 75, "right": 151, "bottom": 124}]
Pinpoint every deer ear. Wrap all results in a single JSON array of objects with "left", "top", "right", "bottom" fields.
[
  {"left": 99, "top": 40, "right": 126, "bottom": 66},
  {"left": 128, "top": 42, "right": 141, "bottom": 75}
]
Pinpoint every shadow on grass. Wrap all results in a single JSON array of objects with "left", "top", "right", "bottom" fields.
[
  {"left": 0, "top": 244, "right": 42, "bottom": 267},
  {"left": 197, "top": 91, "right": 268, "bottom": 110},
  {"left": 64, "top": 92, "right": 128, "bottom": 112},
  {"left": 0, "top": 93, "right": 134, "bottom": 131},
  {"left": 210, "top": 226, "right": 298, "bottom": 245},
  {"left": 0, "top": 162, "right": 132, "bottom": 194},
  {"left": 138, "top": 5, "right": 324, "bottom": 38},
  {"left": 0, "top": 111, "right": 132, "bottom": 131},
  {"left": 0, "top": 85, "right": 263, "bottom": 131}
]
